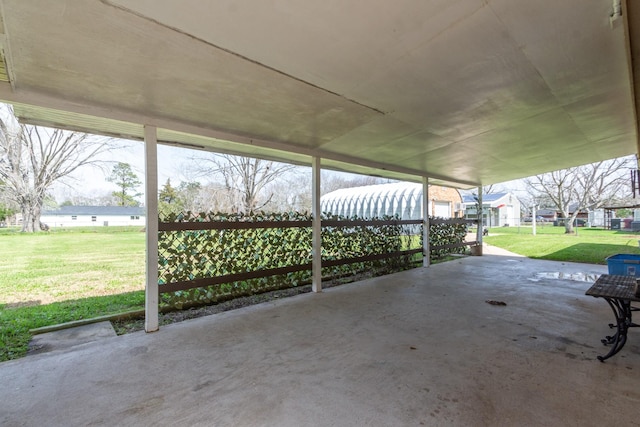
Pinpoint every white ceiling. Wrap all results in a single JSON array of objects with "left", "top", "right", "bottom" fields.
[{"left": 0, "top": 0, "right": 637, "bottom": 188}]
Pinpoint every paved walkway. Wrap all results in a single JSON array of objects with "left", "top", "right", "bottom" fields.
[
  {"left": 481, "top": 242, "right": 525, "bottom": 257},
  {"left": 2, "top": 253, "right": 638, "bottom": 426}
]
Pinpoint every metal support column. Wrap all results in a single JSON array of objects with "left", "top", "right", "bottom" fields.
[
  {"left": 476, "top": 188, "right": 483, "bottom": 245},
  {"left": 422, "top": 177, "right": 430, "bottom": 267},
  {"left": 312, "top": 156, "right": 322, "bottom": 292},
  {"left": 144, "top": 125, "right": 159, "bottom": 332}
]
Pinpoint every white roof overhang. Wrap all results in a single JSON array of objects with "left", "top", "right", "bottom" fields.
[{"left": 0, "top": 0, "right": 638, "bottom": 189}]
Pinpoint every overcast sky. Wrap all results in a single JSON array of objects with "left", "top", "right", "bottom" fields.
[
  {"left": 52, "top": 139, "right": 198, "bottom": 202},
  {"left": 51, "top": 136, "right": 529, "bottom": 205}
]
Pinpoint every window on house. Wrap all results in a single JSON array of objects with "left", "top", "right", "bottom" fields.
[
  {"left": 71, "top": 215, "right": 77, "bottom": 220},
  {"left": 91, "top": 216, "right": 97, "bottom": 222}
]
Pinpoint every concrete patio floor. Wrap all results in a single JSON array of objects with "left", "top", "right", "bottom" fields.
[{"left": 1, "top": 249, "right": 639, "bottom": 426}]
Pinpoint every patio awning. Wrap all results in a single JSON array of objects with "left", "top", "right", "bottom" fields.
[{"left": 0, "top": 0, "right": 639, "bottom": 188}]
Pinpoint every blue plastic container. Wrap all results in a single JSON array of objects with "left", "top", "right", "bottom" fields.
[{"left": 605, "top": 254, "right": 640, "bottom": 277}]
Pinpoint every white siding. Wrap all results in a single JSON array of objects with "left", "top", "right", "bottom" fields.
[{"left": 40, "top": 214, "right": 145, "bottom": 227}]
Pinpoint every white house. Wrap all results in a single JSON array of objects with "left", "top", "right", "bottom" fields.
[
  {"left": 462, "top": 193, "right": 521, "bottom": 228},
  {"left": 40, "top": 206, "right": 146, "bottom": 228}
]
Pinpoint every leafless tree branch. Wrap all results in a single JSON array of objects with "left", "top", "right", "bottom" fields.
[{"left": 0, "top": 105, "right": 115, "bottom": 231}]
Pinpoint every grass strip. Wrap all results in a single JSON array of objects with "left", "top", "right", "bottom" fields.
[
  {"left": 482, "top": 226, "right": 640, "bottom": 264},
  {"left": 0, "top": 291, "right": 144, "bottom": 362}
]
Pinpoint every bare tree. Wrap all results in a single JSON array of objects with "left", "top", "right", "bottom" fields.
[
  {"left": 321, "top": 172, "right": 390, "bottom": 195},
  {"left": 481, "top": 184, "right": 503, "bottom": 195},
  {"left": 191, "top": 182, "right": 232, "bottom": 213},
  {"left": 264, "top": 171, "right": 312, "bottom": 212},
  {"left": 524, "top": 157, "right": 635, "bottom": 233},
  {"left": 0, "top": 107, "right": 112, "bottom": 232},
  {"left": 195, "top": 154, "right": 296, "bottom": 213},
  {"left": 158, "top": 179, "right": 219, "bottom": 216}
]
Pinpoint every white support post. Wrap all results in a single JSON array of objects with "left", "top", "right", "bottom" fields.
[
  {"left": 532, "top": 205, "right": 537, "bottom": 236},
  {"left": 476, "top": 188, "right": 483, "bottom": 245},
  {"left": 312, "top": 156, "right": 322, "bottom": 292},
  {"left": 422, "top": 177, "right": 430, "bottom": 267},
  {"left": 144, "top": 125, "right": 159, "bottom": 332}
]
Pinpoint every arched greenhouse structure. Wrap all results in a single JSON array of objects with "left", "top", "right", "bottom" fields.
[{"left": 321, "top": 182, "right": 462, "bottom": 219}]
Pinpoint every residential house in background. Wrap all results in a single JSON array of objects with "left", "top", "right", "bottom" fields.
[
  {"left": 462, "top": 193, "right": 521, "bottom": 228},
  {"left": 526, "top": 205, "right": 608, "bottom": 227},
  {"left": 558, "top": 204, "right": 606, "bottom": 227},
  {"left": 535, "top": 208, "right": 558, "bottom": 222},
  {"left": 40, "top": 206, "right": 146, "bottom": 228}
]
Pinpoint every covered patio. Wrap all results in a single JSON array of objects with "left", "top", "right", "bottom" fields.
[
  {"left": 2, "top": 0, "right": 640, "bottom": 329},
  {"left": 2, "top": 250, "right": 638, "bottom": 425},
  {"left": 1, "top": 1, "right": 640, "bottom": 424}
]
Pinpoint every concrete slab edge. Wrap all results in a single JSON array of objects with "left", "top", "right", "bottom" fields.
[{"left": 29, "top": 309, "right": 145, "bottom": 335}]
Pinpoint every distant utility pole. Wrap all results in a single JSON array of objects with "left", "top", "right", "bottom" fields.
[{"left": 532, "top": 205, "right": 537, "bottom": 236}]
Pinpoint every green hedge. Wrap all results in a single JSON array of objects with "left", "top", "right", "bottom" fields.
[
  {"left": 158, "top": 212, "right": 466, "bottom": 309},
  {"left": 428, "top": 218, "right": 469, "bottom": 258}
]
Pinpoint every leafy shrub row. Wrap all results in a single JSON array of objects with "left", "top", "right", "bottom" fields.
[
  {"left": 428, "top": 219, "right": 469, "bottom": 258},
  {"left": 158, "top": 211, "right": 467, "bottom": 309}
]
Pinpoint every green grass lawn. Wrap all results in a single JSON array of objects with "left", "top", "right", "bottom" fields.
[
  {"left": 483, "top": 225, "right": 640, "bottom": 264},
  {"left": 0, "top": 226, "right": 145, "bottom": 305},
  {"left": 0, "top": 226, "right": 145, "bottom": 361}
]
